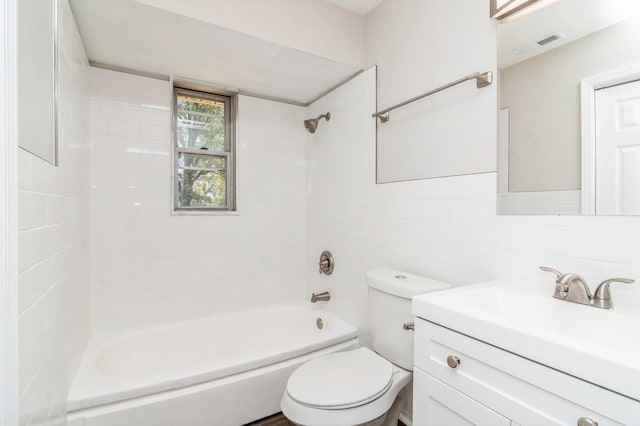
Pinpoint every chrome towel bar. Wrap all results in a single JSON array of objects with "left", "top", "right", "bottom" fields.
[{"left": 372, "top": 71, "right": 493, "bottom": 123}]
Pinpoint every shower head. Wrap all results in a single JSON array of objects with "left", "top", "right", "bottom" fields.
[{"left": 304, "top": 112, "right": 331, "bottom": 134}]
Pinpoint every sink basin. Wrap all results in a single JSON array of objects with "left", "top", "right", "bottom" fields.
[{"left": 412, "top": 281, "right": 640, "bottom": 402}]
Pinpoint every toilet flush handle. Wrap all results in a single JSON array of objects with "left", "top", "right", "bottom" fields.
[{"left": 403, "top": 322, "right": 414, "bottom": 330}]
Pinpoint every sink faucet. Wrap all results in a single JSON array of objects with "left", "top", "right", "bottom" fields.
[
  {"left": 310, "top": 291, "right": 331, "bottom": 303},
  {"left": 540, "top": 266, "right": 634, "bottom": 309},
  {"left": 557, "top": 272, "right": 592, "bottom": 305}
]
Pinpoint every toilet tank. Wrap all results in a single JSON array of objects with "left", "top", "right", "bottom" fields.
[{"left": 367, "top": 268, "right": 451, "bottom": 370}]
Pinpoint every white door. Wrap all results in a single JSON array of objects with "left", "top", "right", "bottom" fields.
[{"left": 595, "top": 79, "right": 640, "bottom": 215}]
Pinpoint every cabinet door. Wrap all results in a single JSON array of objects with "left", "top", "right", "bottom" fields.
[
  {"left": 414, "top": 369, "right": 511, "bottom": 426},
  {"left": 414, "top": 320, "right": 634, "bottom": 425}
]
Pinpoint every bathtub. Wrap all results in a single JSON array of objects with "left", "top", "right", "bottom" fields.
[{"left": 66, "top": 304, "right": 358, "bottom": 426}]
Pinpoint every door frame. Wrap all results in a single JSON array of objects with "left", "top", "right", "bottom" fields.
[
  {"left": 1, "top": 0, "right": 19, "bottom": 423},
  {"left": 580, "top": 62, "right": 640, "bottom": 215}
]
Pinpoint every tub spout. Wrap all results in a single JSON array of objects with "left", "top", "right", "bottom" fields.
[{"left": 310, "top": 291, "right": 330, "bottom": 303}]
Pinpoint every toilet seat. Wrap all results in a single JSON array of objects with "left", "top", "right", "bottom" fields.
[{"left": 286, "top": 347, "right": 393, "bottom": 410}]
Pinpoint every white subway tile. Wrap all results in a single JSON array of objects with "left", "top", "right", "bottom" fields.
[
  {"left": 140, "top": 122, "right": 170, "bottom": 141},
  {"left": 107, "top": 120, "right": 140, "bottom": 138},
  {"left": 89, "top": 83, "right": 308, "bottom": 332},
  {"left": 19, "top": 192, "right": 48, "bottom": 231},
  {"left": 18, "top": 2, "right": 91, "bottom": 422}
]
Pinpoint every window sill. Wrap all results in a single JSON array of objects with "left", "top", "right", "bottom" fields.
[{"left": 171, "top": 210, "right": 240, "bottom": 216}]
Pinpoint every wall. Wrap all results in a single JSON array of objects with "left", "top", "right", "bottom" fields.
[
  {"left": 304, "top": 4, "right": 640, "bottom": 421},
  {"left": 368, "top": 0, "right": 497, "bottom": 183},
  {"left": 1, "top": 0, "right": 19, "bottom": 423},
  {"left": 131, "top": 0, "right": 365, "bottom": 68},
  {"left": 17, "top": 0, "right": 91, "bottom": 424},
  {"left": 306, "top": 67, "right": 376, "bottom": 336},
  {"left": 501, "top": 14, "right": 640, "bottom": 192},
  {"left": 306, "top": 66, "right": 500, "bottom": 421},
  {"left": 89, "top": 68, "right": 307, "bottom": 332},
  {"left": 360, "top": 0, "right": 640, "bottom": 312}
]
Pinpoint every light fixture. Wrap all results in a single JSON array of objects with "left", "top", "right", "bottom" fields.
[{"left": 490, "top": 0, "right": 560, "bottom": 23}]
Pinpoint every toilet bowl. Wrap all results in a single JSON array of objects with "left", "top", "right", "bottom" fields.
[
  {"left": 281, "top": 268, "right": 451, "bottom": 426},
  {"left": 281, "top": 348, "right": 411, "bottom": 426}
]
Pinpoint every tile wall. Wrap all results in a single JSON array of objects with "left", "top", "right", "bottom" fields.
[
  {"left": 88, "top": 68, "right": 308, "bottom": 332},
  {"left": 17, "top": 0, "right": 91, "bottom": 423},
  {"left": 304, "top": 0, "right": 640, "bottom": 352}
]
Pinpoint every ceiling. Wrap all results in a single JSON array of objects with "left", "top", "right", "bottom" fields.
[
  {"left": 322, "top": 0, "right": 383, "bottom": 15},
  {"left": 499, "top": 0, "right": 640, "bottom": 68},
  {"left": 69, "top": 0, "right": 362, "bottom": 105}
]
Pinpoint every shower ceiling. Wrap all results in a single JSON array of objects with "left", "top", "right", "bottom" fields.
[
  {"left": 323, "top": 0, "right": 384, "bottom": 15},
  {"left": 69, "top": 0, "right": 362, "bottom": 104}
]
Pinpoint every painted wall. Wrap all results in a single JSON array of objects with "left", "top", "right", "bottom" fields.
[
  {"left": 368, "top": 0, "right": 497, "bottom": 183},
  {"left": 131, "top": 0, "right": 365, "bottom": 68},
  {"left": 89, "top": 68, "right": 307, "bottom": 332},
  {"left": 501, "top": 14, "right": 640, "bottom": 192},
  {"left": 358, "top": 0, "right": 640, "bottom": 316},
  {"left": 17, "top": 0, "right": 91, "bottom": 423}
]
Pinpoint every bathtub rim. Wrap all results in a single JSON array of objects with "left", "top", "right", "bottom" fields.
[
  {"left": 67, "top": 339, "right": 360, "bottom": 425},
  {"left": 67, "top": 304, "right": 358, "bottom": 412}
]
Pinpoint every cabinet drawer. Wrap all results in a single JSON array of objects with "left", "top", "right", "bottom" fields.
[
  {"left": 414, "top": 368, "right": 510, "bottom": 426},
  {"left": 415, "top": 320, "right": 640, "bottom": 425}
]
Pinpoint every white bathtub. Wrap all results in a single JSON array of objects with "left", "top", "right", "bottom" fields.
[{"left": 67, "top": 304, "right": 358, "bottom": 426}]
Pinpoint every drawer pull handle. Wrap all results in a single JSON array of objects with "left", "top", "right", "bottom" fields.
[
  {"left": 577, "top": 418, "right": 598, "bottom": 426},
  {"left": 446, "top": 355, "right": 460, "bottom": 369}
]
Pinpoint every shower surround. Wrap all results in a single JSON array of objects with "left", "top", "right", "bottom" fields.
[{"left": 88, "top": 68, "right": 308, "bottom": 332}]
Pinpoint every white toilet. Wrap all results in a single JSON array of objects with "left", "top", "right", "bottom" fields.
[{"left": 281, "top": 268, "right": 451, "bottom": 426}]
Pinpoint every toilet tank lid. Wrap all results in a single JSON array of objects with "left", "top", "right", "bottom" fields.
[{"left": 366, "top": 268, "right": 451, "bottom": 298}]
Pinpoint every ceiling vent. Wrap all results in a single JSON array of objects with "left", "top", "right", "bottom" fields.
[{"left": 537, "top": 32, "right": 565, "bottom": 46}]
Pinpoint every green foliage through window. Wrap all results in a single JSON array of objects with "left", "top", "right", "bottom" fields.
[{"left": 174, "top": 88, "right": 234, "bottom": 210}]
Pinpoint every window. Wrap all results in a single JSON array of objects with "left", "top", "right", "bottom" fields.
[{"left": 173, "top": 87, "right": 235, "bottom": 211}]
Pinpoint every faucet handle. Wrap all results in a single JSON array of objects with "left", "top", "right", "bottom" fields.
[
  {"left": 539, "top": 266, "right": 563, "bottom": 279},
  {"left": 592, "top": 278, "right": 634, "bottom": 309},
  {"left": 540, "top": 266, "right": 569, "bottom": 298}
]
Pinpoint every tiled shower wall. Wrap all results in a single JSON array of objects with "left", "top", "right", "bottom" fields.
[
  {"left": 88, "top": 68, "right": 307, "bottom": 333},
  {"left": 17, "top": 0, "right": 91, "bottom": 424}
]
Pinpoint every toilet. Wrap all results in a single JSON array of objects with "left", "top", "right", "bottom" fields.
[{"left": 281, "top": 268, "right": 452, "bottom": 426}]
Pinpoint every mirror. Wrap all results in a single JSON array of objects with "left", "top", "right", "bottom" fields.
[
  {"left": 18, "top": 0, "right": 58, "bottom": 165},
  {"left": 497, "top": 0, "right": 640, "bottom": 215}
]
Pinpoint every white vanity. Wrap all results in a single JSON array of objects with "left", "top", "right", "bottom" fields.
[{"left": 411, "top": 282, "right": 640, "bottom": 425}]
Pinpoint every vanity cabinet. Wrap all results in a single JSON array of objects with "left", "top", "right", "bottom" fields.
[{"left": 413, "top": 319, "right": 640, "bottom": 426}]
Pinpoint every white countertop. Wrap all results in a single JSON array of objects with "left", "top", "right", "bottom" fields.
[{"left": 412, "top": 280, "right": 640, "bottom": 402}]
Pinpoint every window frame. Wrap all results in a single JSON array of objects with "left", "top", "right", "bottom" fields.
[{"left": 172, "top": 86, "right": 236, "bottom": 212}]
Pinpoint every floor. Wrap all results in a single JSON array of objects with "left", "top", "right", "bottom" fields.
[
  {"left": 247, "top": 412, "right": 407, "bottom": 426},
  {"left": 247, "top": 413, "right": 294, "bottom": 426}
]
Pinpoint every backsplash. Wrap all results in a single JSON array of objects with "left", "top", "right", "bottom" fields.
[
  {"left": 88, "top": 68, "right": 307, "bottom": 332},
  {"left": 17, "top": 0, "right": 91, "bottom": 423}
]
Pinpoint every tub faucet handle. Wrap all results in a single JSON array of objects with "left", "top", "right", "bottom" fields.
[{"left": 318, "top": 251, "right": 334, "bottom": 275}]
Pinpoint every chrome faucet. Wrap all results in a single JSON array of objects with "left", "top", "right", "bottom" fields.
[
  {"left": 310, "top": 291, "right": 331, "bottom": 303},
  {"left": 540, "top": 266, "right": 634, "bottom": 309},
  {"left": 557, "top": 272, "right": 592, "bottom": 305}
]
